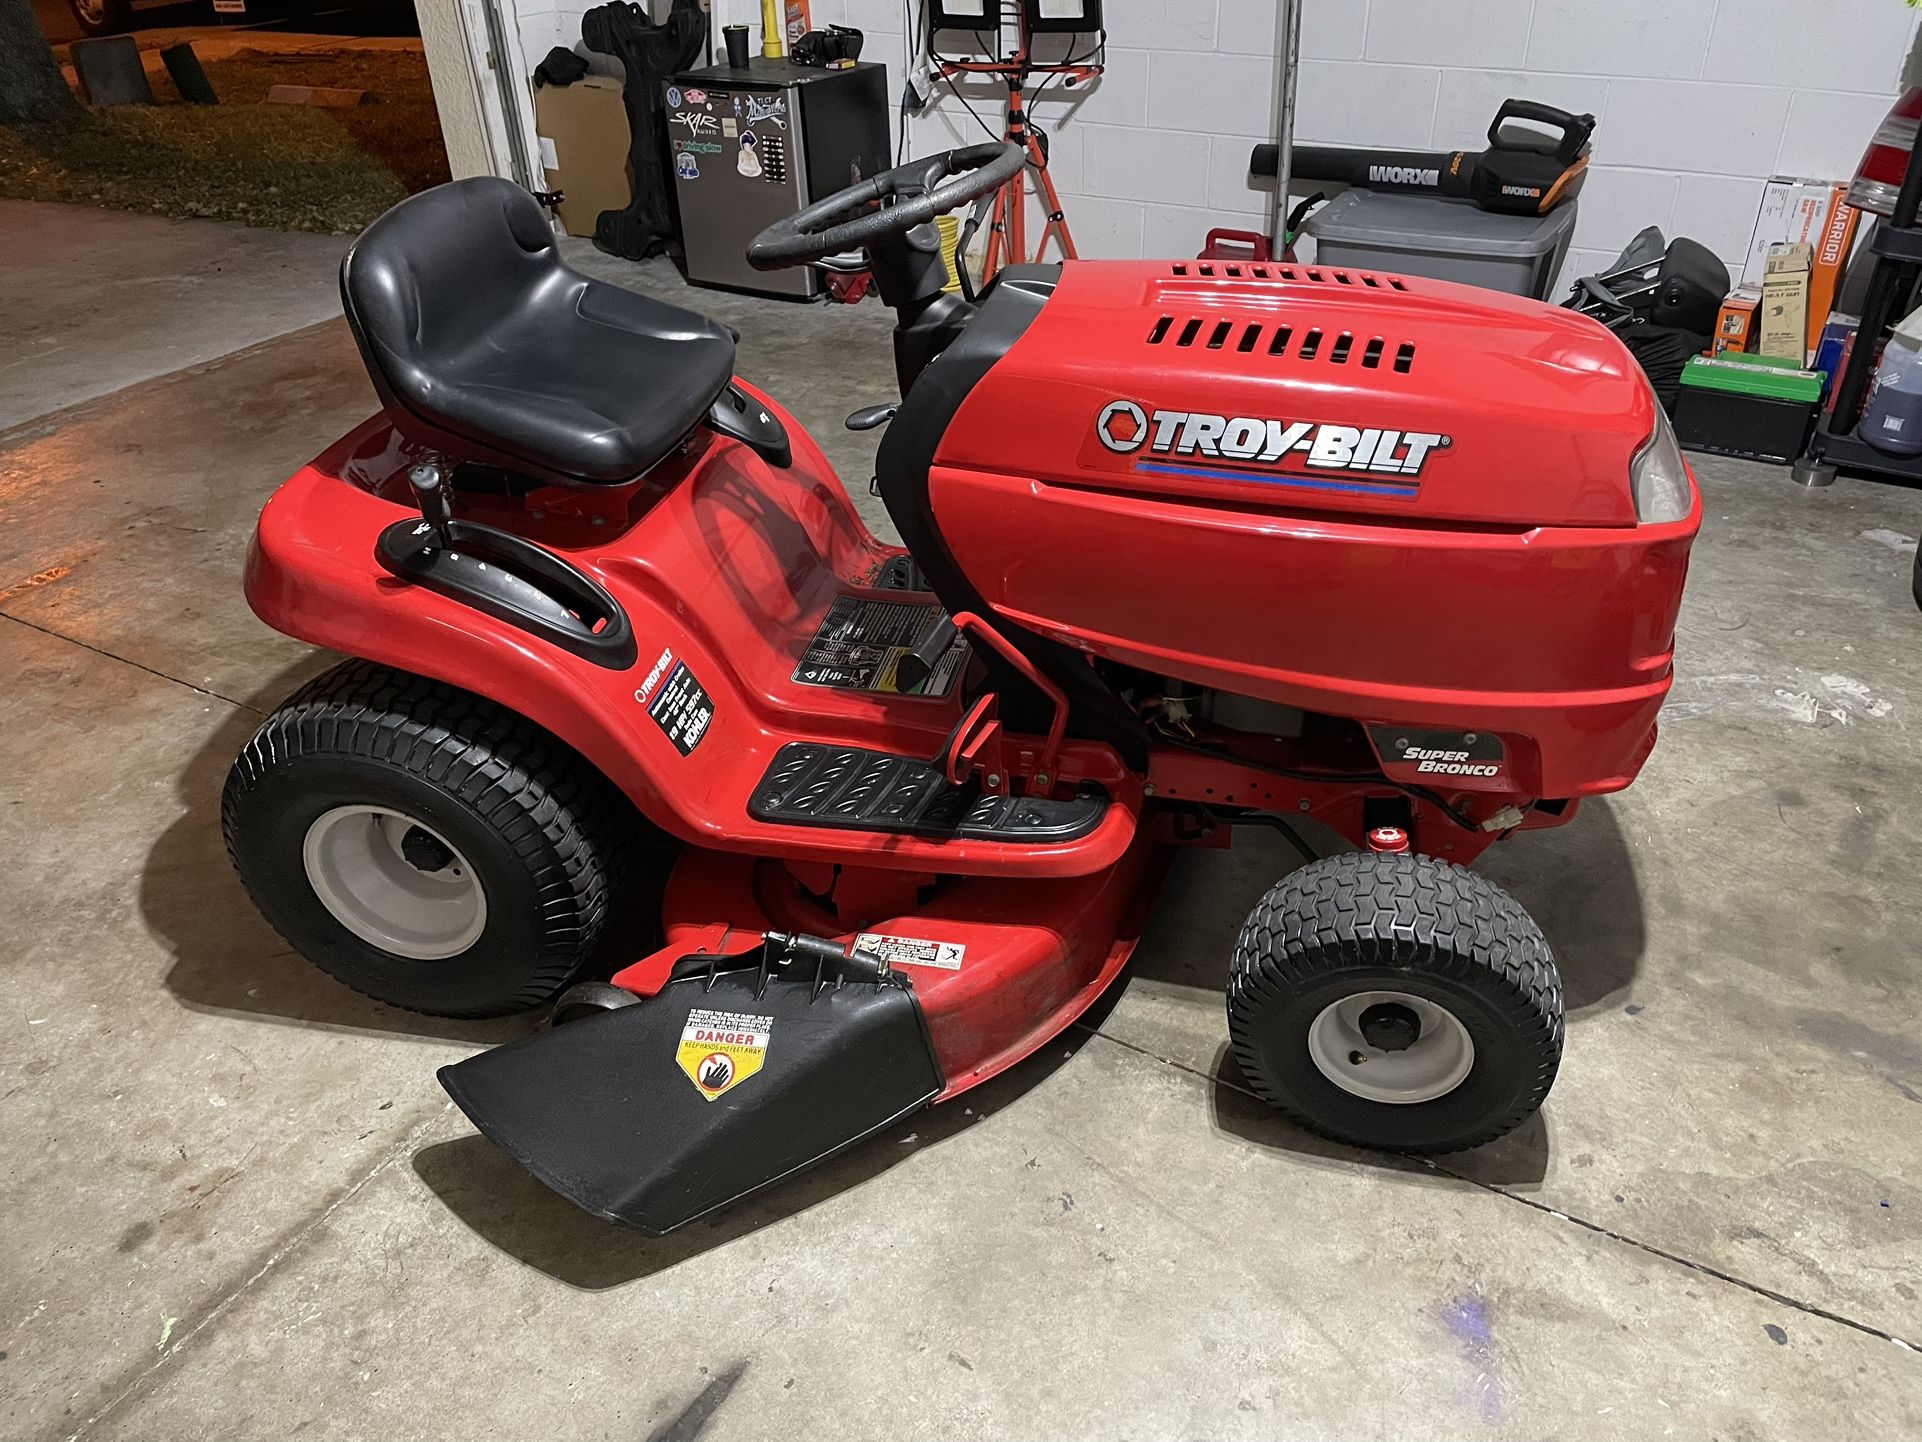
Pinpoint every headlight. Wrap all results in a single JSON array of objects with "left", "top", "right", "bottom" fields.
[{"left": 1630, "top": 403, "right": 1693, "bottom": 524}]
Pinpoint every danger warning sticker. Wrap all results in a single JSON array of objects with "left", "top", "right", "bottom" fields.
[
  {"left": 676, "top": 1008, "right": 772, "bottom": 1101},
  {"left": 854, "top": 932, "right": 966, "bottom": 971},
  {"left": 794, "top": 596, "right": 965, "bottom": 696}
]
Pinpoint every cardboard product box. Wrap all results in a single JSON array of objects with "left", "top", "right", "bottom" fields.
[
  {"left": 534, "top": 76, "right": 632, "bottom": 240},
  {"left": 1713, "top": 284, "right": 1761, "bottom": 355},
  {"left": 1813, "top": 314, "right": 1858, "bottom": 396},
  {"left": 785, "top": 0, "right": 812, "bottom": 46},
  {"left": 1807, "top": 186, "right": 1862, "bottom": 351},
  {"left": 1740, "top": 177, "right": 1834, "bottom": 289},
  {"left": 1759, "top": 241, "right": 1812, "bottom": 361}
]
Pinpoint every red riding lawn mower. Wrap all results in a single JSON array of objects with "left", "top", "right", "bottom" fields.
[{"left": 223, "top": 143, "right": 1700, "bottom": 1232}]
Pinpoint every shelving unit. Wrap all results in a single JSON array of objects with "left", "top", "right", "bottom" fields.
[{"left": 1797, "top": 139, "right": 1922, "bottom": 488}]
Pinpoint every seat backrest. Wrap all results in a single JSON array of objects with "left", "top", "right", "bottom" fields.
[{"left": 341, "top": 176, "right": 566, "bottom": 429}]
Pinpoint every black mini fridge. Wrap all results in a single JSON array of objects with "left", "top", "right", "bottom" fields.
[{"left": 666, "top": 59, "right": 890, "bottom": 300}]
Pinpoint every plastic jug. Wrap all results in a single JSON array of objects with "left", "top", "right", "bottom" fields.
[{"left": 1861, "top": 303, "right": 1922, "bottom": 457}]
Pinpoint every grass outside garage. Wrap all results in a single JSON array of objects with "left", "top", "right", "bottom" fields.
[{"left": 0, "top": 44, "right": 446, "bottom": 232}]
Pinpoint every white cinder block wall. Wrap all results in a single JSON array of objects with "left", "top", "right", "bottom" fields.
[{"left": 524, "top": 0, "right": 1917, "bottom": 293}]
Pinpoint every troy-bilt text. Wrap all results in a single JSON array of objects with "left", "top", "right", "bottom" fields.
[{"left": 1098, "top": 400, "right": 1452, "bottom": 477}]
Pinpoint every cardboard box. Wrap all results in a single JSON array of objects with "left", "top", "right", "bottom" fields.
[
  {"left": 1713, "top": 284, "right": 1761, "bottom": 355},
  {"left": 1740, "top": 177, "right": 1834, "bottom": 289},
  {"left": 1807, "top": 185, "right": 1861, "bottom": 351},
  {"left": 1759, "top": 241, "right": 1813, "bottom": 361},
  {"left": 534, "top": 76, "right": 632, "bottom": 240},
  {"left": 1813, "top": 313, "right": 1859, "bottom": 396}
]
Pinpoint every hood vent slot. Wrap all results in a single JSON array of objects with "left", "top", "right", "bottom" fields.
[
  {"left": 1146, "top": 313, "right": 1413, "bottom": 373},
  {"left": 1169, "top": 262, "right": 1406, "bottom": 290}
]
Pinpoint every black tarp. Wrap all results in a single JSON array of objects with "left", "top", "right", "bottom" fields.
[{"left": 579, "top": 0, "right": 708, "bottom": 260}]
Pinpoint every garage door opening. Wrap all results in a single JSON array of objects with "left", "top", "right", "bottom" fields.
[{"left": 2, "top": 0, "right": 469, "bottom": 231}]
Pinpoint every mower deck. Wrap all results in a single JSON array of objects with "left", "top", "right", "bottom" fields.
[
  {"left": 611, "top": 836, "right": 1168, "bottom": 1095},
  {"left": 437, "top": 836, "right": 1168, "bottom": 1231}
]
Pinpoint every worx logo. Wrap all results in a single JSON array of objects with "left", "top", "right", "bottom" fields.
[
  {"left": 1096, "top": 400, "right": 1451, "bottom": 478},
  {"left": 1369, "top": 163, "right": 1440, "bottom": 187}
]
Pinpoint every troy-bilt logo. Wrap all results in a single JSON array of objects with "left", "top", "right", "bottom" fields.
[
  {"left": 1369, "top": 163, "right": 1439, "bottom": 187},
  {"left": 1096, "top": 400, "right": 1451, "bottom": 479}
]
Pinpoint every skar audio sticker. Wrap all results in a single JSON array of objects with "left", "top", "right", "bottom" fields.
[
  {"left": 1095, "top": 399, "right": 1450, "bottom": 493},
  {"left": 676, "top": 1008, "right": 772, "bottom": 1101},
  {"left": 635, "top": 647, "right": 715, "bottom": 755}
]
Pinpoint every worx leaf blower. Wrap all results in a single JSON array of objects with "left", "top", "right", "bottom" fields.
[{"left": 1253, "top": 100, "right": 1596, "bottom": 217}]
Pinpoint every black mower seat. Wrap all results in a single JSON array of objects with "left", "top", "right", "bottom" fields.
[{"left": 341, "top": 176, "right": 737, "bottom": 486}]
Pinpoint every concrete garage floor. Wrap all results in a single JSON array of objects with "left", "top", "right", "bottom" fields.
[{"left": 3, "top": 196, "right": 1920, "bottom": 1440}]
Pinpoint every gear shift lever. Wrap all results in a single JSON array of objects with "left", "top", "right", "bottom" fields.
[{"left": 408, "top": 462, "right": 455, "bottom": 548}]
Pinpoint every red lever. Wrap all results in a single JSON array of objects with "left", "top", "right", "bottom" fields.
[{"left": 949, "top": 611, "right": 1068, "bottom": 788}]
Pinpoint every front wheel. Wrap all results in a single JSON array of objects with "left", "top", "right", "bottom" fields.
[
  {"left": 1227, "top": 851, "right": 1562, "bottom": 1153},
  {"left": 223, "top": 661, "right": 647, "bottom": 1017}
]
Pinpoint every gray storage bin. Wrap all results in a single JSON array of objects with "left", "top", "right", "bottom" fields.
[{"left": 1302, "top": 190, "right": 1579, "bottom": 301}]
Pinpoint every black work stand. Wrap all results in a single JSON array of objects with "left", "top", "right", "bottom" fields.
[{"left": 1794, "top": 144, "right": 1922, "bottom": 490}]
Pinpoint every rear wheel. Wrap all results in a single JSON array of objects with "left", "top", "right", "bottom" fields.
[
  {"left": 1227, "top": 851, "right": 1562, "bottom": 1153},
  {"left": 223, "top": 661, "right": 646, "bottom": 1017}
]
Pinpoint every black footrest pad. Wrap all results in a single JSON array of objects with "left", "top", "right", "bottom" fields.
[{"left": 751, "top": 743, "right": 1108, "bottom": 843}]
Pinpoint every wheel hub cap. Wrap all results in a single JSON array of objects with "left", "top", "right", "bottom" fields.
[
  {"left": 1358, "top": 1001, "right": 1421, "bottom": 1052},
  {"left": 302, "top": 805, "right": 487, "bottom": 961},
  {"left": 1307, "top": 990, "right": 1474, "bottom": 1104}
]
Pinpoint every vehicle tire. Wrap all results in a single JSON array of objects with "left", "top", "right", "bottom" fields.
[
  {"left": 223, "top": 660, "right": 644, "bottom": 1018},
  {"left": 1226, "top": 851, "right": 1562, "bottom": 1153},
  {"left": 66, "top": 0, "right": 133, "bottom": 36},
  {"left": 549, "top": 981, "right": 641, "bottom": 1027}
]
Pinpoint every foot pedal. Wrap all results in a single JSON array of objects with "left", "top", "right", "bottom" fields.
[
  {"left": 874, "top": 555, "right": 929, "bottom": 592},
  {"left": 751, "top": 743, "right": 1107, "bottom": 842}
]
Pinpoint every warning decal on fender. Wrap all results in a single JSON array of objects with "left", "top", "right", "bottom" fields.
[
  {"left": 676, "top": 1008, "right": 772, "bottom": 1101},
  {"left": 635, "top": 647, "right": 715, "bottom": 755},
  {"left": 854, "top": 932, "right": 966, "bottom": 971},
  {"left": 794, "top": 596, "right": 966, "bottom": 696}
]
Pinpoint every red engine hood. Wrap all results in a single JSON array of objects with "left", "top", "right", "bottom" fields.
[{"left": 936, "top": 258, "right": 1659, "bottom": 529}]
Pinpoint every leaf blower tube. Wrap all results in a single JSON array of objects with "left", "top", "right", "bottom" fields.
[{"left": 1251, "top": 100, "right": 1595, "bottom": 218}]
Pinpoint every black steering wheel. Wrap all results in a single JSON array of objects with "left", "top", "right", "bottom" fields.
[{"left": 746, "top": 142, "right": 1024, "bottom": 271}]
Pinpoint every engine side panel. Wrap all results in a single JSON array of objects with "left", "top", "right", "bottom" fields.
[{"left": 928, "top": 260, "right": 1699, "bottom": 799}]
